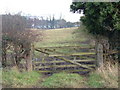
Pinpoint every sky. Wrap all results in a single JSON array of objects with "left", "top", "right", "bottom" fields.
[{"left": 0, "top": 0, "right": 84, "bottom": 22}]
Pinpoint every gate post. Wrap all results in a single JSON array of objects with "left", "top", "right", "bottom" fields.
[
  {"left": 32, "top": 44, "right": 35, "bottom": 70},
  {"left": 26, "top": 44, "right": 33, "bottom": 72},
  {"left": 96, "top": 42, "right": 103, "bottom": 67}
]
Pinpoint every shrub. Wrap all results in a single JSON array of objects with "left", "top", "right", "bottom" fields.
[
  {"left": 2, "top": 69, "right": 41, "bottom": 88},
  {"left": 41, "top": 72, "right": 85, "bottom": 88}
]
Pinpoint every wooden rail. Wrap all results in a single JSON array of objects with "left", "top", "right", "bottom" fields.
[
  {"left": 35, "top": 49, "right": 49, "bottom": 55},
  {"left": 33, "top": 59, "right": 95, "bottom": 64},
  {"left": 36, "top": 46, "right": 94, "bottom": 49},
  {"left": 49, "top": 52, "right": 95, "bottom": 57},
  {"left": 103, "top": 51, "right": 118, "bottom": 55},
  {"left": 34, "top": 64, "right": 95, "bottom": 69},
  {"left": 37, "top": 69, "right": 90, "bottom": 73}
]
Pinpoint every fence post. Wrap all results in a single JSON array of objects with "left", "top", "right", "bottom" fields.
[
  {"left": 73, "top": 56, "right": 77, "bottom": 70},
  {"left": 31, "top": 44, "right": 36, "bottom": 70},
  {"left": 41, "top": 49, "right": 45, "bottom": 70},
  {"left": 26, "top": 46, "right": 33, "bottom": 72},
  {"left": 96, "top": 42, "right": 103, "bottom": 67},
  {"left": 53, "top": 57, "right": 56, "bottom": 72}
]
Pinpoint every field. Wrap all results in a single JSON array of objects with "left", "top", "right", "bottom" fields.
[
  {"left": 34, "top": 27, "right": 92, "bottom": 48},
  {"left": 33, "top": 27, "right": 94, "bottom": 58}
]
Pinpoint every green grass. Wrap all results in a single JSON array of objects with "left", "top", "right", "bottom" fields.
[
  {"left": 87, "top": 73, "right": 105, "bottom": 88},
  {"left": 2, "top": 69, "right": 41, "bottom": 88},
  {"left": 41, "top": 72, "right": 85, "bottom": 88},
  {"left": 34, "top": 27, "right": 89, "bottom": 48},
  {"left": 2, "top": 64, "right": 118, "bottom": 88},
  {"left": 0, "top": 68, "right": 2, "bottom": 85},
  {"left": 34, "top": 27, "right": 93, "bottom": 57}
]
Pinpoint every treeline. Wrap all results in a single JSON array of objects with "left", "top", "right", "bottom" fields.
[{"left": 26, "top": 15, "right": 80, "bottom": 29}]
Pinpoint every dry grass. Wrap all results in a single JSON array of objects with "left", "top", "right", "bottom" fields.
[{"left": 95, "top": 61, "right": 118, "bottom": 88}]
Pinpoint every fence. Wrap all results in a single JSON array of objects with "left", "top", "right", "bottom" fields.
[{"left": 33, "top": 46, "right": 96, "bottom": 74}]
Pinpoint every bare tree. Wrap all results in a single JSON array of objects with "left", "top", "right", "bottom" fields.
[{"left": 2, "top": 13, "right": 42, "bottom": 71}]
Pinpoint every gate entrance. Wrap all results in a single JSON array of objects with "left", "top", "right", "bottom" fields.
[{"left": 33, "top": 46, "right": 96, "bottom": 74}]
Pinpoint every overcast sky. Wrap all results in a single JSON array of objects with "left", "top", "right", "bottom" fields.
[{"left": 0, "top": 0, "right": 83, "bottom": 22}]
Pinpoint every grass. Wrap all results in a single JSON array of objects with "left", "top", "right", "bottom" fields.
[
  {"left": 94, "top": 61, "right": 118, "bottom": 88},
  {"left": 87, "top": 73, "right": 105, "bottom": 88},
  {"left": 34, "top": 27, "right": 90, "bottom": 48},
  {"left": 38, "top": 61, "right": 118, "bottom": 88},
  {"left": 2, "top": 68, "right": 42, "bottom": 88},
  {"left": 2, "top": 61, "right": 118, "bottom": 88},
  {"left": 0, "top": 68, "right": 2, "bottom": 86},
  {"left": 33, "top": 27, "right": 94, "bottom": 57},
  {"left": 86, "top": 61, "right": 118, "bottom": 88},
  {"left": 41, "top": 72, "right": 85, "bottom": 88}
]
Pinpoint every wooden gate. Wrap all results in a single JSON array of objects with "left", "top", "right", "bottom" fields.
[{"left": 33, "top": 46, "right": 96, "bottom": 74}]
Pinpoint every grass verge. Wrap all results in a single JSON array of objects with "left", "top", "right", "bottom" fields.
[
  {"left": 41, "top": 72, "right": 85, "bottom": 88},
  {"left": 87, "top": 61, "right": 118, "bottom": 88},
  {"left": 2, "top": 69, "right": 41, "bottom": 88},
  {"left": 95, "top": 61, "right": 118, "bottom": 88},
  {"left": 87, "top": 73, "right": 105, "bottom": 88}
]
